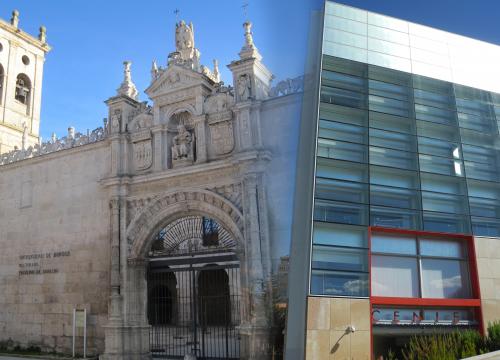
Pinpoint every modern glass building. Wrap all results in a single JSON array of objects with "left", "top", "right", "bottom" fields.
[{"left": 286, "top": 2, "right": 500, "bottom": 359}]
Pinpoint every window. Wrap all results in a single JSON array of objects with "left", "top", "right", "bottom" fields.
[
  {"left": 370, "top": 111, "right": 415, "bottom": 134},
  {"left": 317, "top": 138, "right": 367, "bottom": 163},
  {"left": 320, "top": 103, "right": 367, "bottom": 127},
  {"left": 310, "top": 223, "right": 369, "bottom": 296},
  {"left": 369, "top": 128, "right": 416, "bottom": 152},
  {"left": 370, "top": 206, "right": 421, "bottom": 229},
  {"left": 370, "top": 146, "right": 417, "bottom": 170},
  {"left": 371, "top": 233, "right": 472, "bottom": 299},
  {"left": 319, "top": 120, "right": 367, "bottom": 144},
  {"left": 15, "top": 73, "right": 31, "bottom": 105},
  {"left": 414, "top": 89, "right": 455, "bottom": 110},
  {"left": 415, "top": 104, "right": 457, "bottom": 126},
  {"left": 321, "top": 86, "right": 366, "bottom": 109},
  {"left": 314, "top": 198, "right": 368, "bottom": 225}
]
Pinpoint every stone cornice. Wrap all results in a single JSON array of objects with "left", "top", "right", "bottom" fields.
[
  {"left": 100, "top": 149, "right": 271, "bottom": 188},
  {"left": 104, "top": 94, "right": 141, "bottom": 106},
  {"left": 0, "top": 19, "right": 51, "bottom": 52}
]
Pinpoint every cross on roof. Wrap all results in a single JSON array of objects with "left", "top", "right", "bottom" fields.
[
  {"left": 174, "top": 8, "right": 180, "bottom": 21},
  {"left": 242, "top": 2, "right": 249, "bottom": 20}
]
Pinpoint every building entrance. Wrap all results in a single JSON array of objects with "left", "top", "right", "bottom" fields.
[{"left": 147, "top": 216, "right": 241, "bottom": 359}]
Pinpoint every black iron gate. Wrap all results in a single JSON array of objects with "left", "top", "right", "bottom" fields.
[{"left": 148, "top": 254, "right": 241, "bottom": 359}]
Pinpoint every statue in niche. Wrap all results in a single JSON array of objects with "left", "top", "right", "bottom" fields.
[
  {"left": 237, "top": 74, "right": 251, "bottom": 101},
  {"left": 172, "top": 124, "right": 192, "bottom": 160},
  {"left": 175, "top": 21, "right": 194, "bottom": 51},
  {"left": 110, "top": 111, "right": 121, "bottom": 133}
]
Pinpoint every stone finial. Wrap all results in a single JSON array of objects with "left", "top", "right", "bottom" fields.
[
  {"left": 68, "top": 127, "right": 75, "bottom": 140},
  {"left": 116, "top": 61, "right": 139, "bottom": 100},
  {"left": 239, "top": 21, "right": 262, "bottom": 60},
  {"left": 151, "top": 60, "right": 158, "bottom": 81},
  {"left": 51, "top": 132, "right": 57, "bottom": 143},
  {"left": 38, "top": 26, "right": 47, "bottom": 43},
  {"left": 10, "top": 10, "right": 19, "bottom": 28},
  {"left": 213, "top": 59, "right": 220, "bottom": 83},
  {"left": 243, "top": 21, "right": 254, "bottom": 48}
]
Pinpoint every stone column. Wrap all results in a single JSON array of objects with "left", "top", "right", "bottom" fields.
[
  {"left": 109, "top": 198, "right": 122, "bottom": 321},
  {"left": 123, "top": 258, "right": 151, "bottom": 359},
  {"left": 151, "top": 125, "right": 163, "bottom": 171},
  {"left": 193, "top": 114, "right": 207, "bottom": 164},
  {"left": 102, "top": 198, "right": 124, "bottom": 360},
  {"left": 240, "top": 174, "right": 271, "bottom": 359},
  {"left": 109, "top": 134, "right": 121, "bottom": 176}
]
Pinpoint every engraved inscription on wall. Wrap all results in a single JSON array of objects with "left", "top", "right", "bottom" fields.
[{"left": 18, "top": 250, "right": 71, "bottom": 276}]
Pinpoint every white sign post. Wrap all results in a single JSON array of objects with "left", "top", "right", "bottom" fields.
[{"left": 72, "top": 308, "right": 87, "bottom": 359}]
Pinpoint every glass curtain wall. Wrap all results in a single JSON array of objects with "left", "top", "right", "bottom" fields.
[{"left": 310, "top": 55, "right": 500, "bottom": 296}]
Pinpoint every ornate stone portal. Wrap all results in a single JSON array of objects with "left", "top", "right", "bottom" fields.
[{"left": 100, "top": 18, "right": 276, "bottom": 360}]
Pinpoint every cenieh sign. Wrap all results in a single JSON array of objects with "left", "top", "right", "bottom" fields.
[{"left": 372, "top": 307, "right": 477, "bottom": 326}]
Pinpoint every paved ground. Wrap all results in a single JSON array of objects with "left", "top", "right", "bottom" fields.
[
  {"left": 0, "top": 357, "right": 45, "bottom": 360},
  {"left": 0, "top": 356, "right": 78, "bottom": 360}
]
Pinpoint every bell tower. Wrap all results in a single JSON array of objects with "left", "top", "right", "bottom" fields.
[{"left": 0, "top": 10, "right": 50, "bottom": 154}]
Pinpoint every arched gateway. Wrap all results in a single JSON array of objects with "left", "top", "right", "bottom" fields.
[
  {"left": 147, "top": 215, "right": 241, "bottom": 359},
  {"left": 108, "top": 189, "right": 260, "bottom": 360}
]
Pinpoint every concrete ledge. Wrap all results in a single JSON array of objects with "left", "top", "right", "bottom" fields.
[{"left": 462, "top": 350, "right": 500, "bottom": 359}]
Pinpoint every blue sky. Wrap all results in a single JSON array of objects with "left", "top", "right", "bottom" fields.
[{"left": 1, "top": 0, "right": 499, "bottom": 140}]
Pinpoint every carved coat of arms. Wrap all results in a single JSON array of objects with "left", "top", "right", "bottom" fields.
[
  {"left": 131, "top": 130, "right": 153, "bottom": 171},
  {"left": 210, "top": 119, "right": 234, "bottom": 155}
]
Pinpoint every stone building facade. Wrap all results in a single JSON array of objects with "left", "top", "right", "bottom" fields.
[
  {"left": 0, "top": 12, "right": 302, "bottom": 360},
  {"left": 0, "top": 11, "right": 49, "bottom": 153}
]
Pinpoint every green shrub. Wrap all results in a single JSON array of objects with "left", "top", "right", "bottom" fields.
[
  {"left": 487, "top": 321, "right": 500, "bottom": 351},
  {"left": 401, "top": 330, "right": 483, "bottom": 360}
]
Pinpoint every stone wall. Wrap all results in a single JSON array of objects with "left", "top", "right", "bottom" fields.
[
  {"left": 261, "top": 93, "right": 301, "bottom": 273},
  {"left": 305, "top": 296, "right": 370, "bottom": 360},
  {"left": 0, "top": 141, "right": 110, "bottom": 355},
  {"left": 475, "top": 236, "right": 500, "bottom": 333}
]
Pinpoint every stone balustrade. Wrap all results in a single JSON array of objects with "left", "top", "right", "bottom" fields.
[{"left": 0, "top": 126, "right": 106, "bottom": 166}]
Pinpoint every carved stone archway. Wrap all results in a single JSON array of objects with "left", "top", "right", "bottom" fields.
[
  {"left": 127, "top": 189, "right": 244, "bottom": 260},
  {"left": 120, "top": 188, "right": 249, "bottom": 359}
]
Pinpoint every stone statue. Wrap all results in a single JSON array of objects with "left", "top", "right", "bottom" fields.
[
  {"left": 151, "top": 60, "right": 158, "bottom": 81},
  {"left": 68, "top": 127, "right": 75, "bottom": 140},
  {"left": 213, "top": 59, "right": 220, "bottom": 83},
  {"left": 10, "top": 10, "right": 19, "bottom": 28},
  {"left": 175, "top": 21, "right": 194, "bottom": 51},
  {"left": 171, "top": 20, "right": 201, "bottom": 71},
  {"left": 111, "top": 112, "right": 121, "bottom": 133},
  {"left": 172, "top": 124, "right": 192, "bottom": 160},
  {"left": 237, "top": 74, "right": 251, "bottom": 101},
  {"left": 39, "top": 26, "right": 46, "bottom": 43}
]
